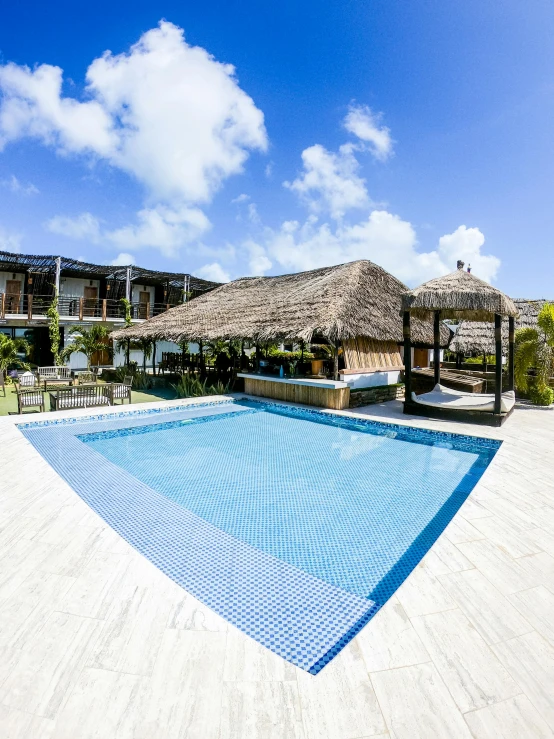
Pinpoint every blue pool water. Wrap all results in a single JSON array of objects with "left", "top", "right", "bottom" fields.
[{"left": 20, "top": 400, "right": 500, "bottom": 673}]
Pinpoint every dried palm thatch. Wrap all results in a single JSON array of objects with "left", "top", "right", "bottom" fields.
[
  {"left": 451, "top": 299, "right": 552, "bottom": 355},
  {"left": 111, "top": 260, "right": 451, "bottom": 346},
  {"left": 401, "top": 264, "right": 519, "bottom": 321}
]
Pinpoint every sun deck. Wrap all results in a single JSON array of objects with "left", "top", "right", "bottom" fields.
[{"left": 1, "top": 397, "right": 553, "bottom": 737}]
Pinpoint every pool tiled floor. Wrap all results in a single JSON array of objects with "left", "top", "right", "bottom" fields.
[{"left": 1, "top": 396, "right": 553, "bottom": 738}]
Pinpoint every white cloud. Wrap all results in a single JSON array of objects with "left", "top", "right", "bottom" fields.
[
  {"left": 111, "top": 252, "right": 135, "bottom": 266},
  {"left": 244, "top": 239, "right": 272, "bottom": 275},
  {"left": 0, "top": 225, "right": 22, "bottom": 252},
  {"left": 231, "top": 193, "right": 249, "bottom": 204},
  {"left": 45, "top": 212, "right": 101, "bottom": 242},
  {"left": 0, "top": 21, "right": 267, "bottom": 206},
  {"left": 343, "top": 104, "right": 393, "bottom": 161},
  {"left": 105, "top": 204, "right": 210, "bottom": 257},
  {"left": 241, "top": 211, "right": 498, "bottom": 286},
  {"left": 1, "top": 174, "right": 39, "bottom": 195},
  {"left": 264, "top": 162, "right": 273, "bottom": 178},
  {"left": 196, "top": 262, "right": 231, "bottom": 283},
  {"left": 43, "top": 204, "right": 210, "bottom": 257},
  {"left": 285, "top": 143, "right": 369, "bottom": 220}
]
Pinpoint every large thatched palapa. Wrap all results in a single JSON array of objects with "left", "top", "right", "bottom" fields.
[
  {"left": 451, "top": 299, "right": 551, "bottom": 355},
  {"left": 112, "top": 260, "right": 450, "bottom": 353}
]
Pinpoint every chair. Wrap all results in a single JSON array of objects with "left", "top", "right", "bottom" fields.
[
  {"left": 108, "top": 383, "right": 132, "bottom": 405},
  {"left": 50, "top": 385, "right": 111, "bottom": 411},
  {"left": 38, "top": 366, "right": 72, "bottom": 381},
  {"left": 16, "top": 371, "right": 37, "bottom": 389},
  {"left": 17, "top": 388, "right": 45, "bottom": 414},
  {"left": 76, "top": 371, "right": 97, "bottom": 386}
]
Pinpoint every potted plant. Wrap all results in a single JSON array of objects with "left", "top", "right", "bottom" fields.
[{"left": 310, "top": 344, "right": 332, "bottom": 376}]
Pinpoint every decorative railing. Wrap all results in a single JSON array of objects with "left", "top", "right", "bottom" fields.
[{"left": 0, "top": 293, "right": 179, "bottom": 321}]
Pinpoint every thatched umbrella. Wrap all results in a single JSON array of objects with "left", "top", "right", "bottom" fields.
[
  {"left": 111, "top": 260, "right": 450, "bottom": 379},
  {"left": 401, "top": 260, "right": 519, "bottom": 422},
  {"left": 450, "top": 299, "right": 551, "bottom": 355}
]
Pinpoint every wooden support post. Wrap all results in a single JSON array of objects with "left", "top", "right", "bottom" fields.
[
  {"left": 79, "top": 297, "right": 84, "bottom": 321},
  {"left": 333, "top": 341, "right": 339, "bottom": 381},
  {"left": 27, "top": 294, "right": 33, "bottom": 320},
  {"left": 152, "top": 341, "right": 156, "bottom": 376},
  {"left": 102, "top": 299, "right": 107, "bottom": 321},
  {"left": 508, "top": 316, "right": 515, "bottom": 392},
  {"left": 403, "top": 311, "right": 412, "bottom": 409},
  {"left": 0, "top": 292, "right": 5, "bottom": 319},
  {"left": 494, "top": 313, "right": 502, "bottom": 415},
  {"left": 433, "top": 310, "right": 441, "bottom": 386},
  {"left": 146, "top": 301, "right": 151, "bottom": 319}
]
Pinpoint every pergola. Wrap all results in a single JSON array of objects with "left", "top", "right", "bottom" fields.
[{"left": 401, "top": 261, "right": 519, "bottom": 426}]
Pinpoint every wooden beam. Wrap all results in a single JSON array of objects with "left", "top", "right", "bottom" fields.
[
  {"left": 79, "top": 297, "right": 84, "bottom": 322},
  {"left": 508, "top": 316, "right": 515, "bottom": 392},
  {"left": 434, "top": 310, "right": 441, "bottom": 386},
  {"left": 403, "top": 311, "right": 412, "bottom": 408},
  {"left": 0, "top": 293, "right": 4, "bottom": 320},
  {"left": 27, "top": 294, "right": 33, "bottom": 320},
  {"left": 101, "top": 299, "right": 107, "bottom": 321},
  {"left": 494, "top": 313, "right": 502, "bottom": 415}
]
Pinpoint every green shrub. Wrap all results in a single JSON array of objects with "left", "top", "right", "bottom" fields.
[
  {"left": 529, "top": 384, "right": 554, "bottom": 406},
  {"left": 171, "top": 374, "right": 233, "bottom": 398},
  {"left": 266, "top": 348, "right": 314, "bottom": 362},
  {"left": 464, "top": 355, "right": 496, "bottom": 365}
]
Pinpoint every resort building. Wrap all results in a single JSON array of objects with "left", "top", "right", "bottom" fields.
[{"left": 0, "top": 250, "right": 218, "bottom": 369}]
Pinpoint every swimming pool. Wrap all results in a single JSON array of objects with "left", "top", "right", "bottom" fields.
[{"left": 20, "top": 399, "right": 500, "bottom": 674}]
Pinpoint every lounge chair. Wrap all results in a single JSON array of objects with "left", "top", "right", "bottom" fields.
[
  {"left": 17, "top": 388, "right": 45, "bottom": 414},
  {"left": 412, "top": 383, "right": 515, "bottom": 414},
  {"left": 50, "top": 385, "right": 111, "bottom": 411}
]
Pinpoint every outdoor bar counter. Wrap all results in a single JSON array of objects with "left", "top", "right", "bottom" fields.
[{"left": 237, "top": 373, "right": 350, "bottom": 410}]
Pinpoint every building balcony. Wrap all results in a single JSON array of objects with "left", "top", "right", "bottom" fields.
[{"left": 0, "top": 293, "right": 179, "bottom": 322}]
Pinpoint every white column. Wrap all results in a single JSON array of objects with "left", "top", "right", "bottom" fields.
[
  {"left": 54, "top": 257, "right": 61, "bottom": 294},
  {"left": 125, "top": 266, "right": 132, "bottom": 301}
]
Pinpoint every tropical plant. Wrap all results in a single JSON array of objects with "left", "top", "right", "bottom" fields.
[
  {"left": 0, "top": 334, "right": 30, "bottom": 373},
  {"left": 131, "top": 338, "right": 154, "bottom": 373},
  {"left": 529, "top": 384, "right": 554, "bottom": 407},
  {"left": 47, "top": 290, "right": 61, "bottom": 365},
  {"left": 514, "top": 303, "right": 554, "bottom": 404},
  {"left": 60, "top": 325, "right": 112, "bottom": 370},
  {"left": 171, "top": 374, "right": 233, "bottom": 398}
]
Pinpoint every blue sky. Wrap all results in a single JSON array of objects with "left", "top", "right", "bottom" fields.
[{"left": 0, "top": 1, "right": 553, "bottom": 296}]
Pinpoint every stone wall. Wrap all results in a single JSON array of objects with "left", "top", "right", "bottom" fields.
[{"left": 349, "top": 383, "right": 405, "bottom": 408}]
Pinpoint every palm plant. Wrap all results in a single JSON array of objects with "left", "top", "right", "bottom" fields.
[
  {"left": 0, "top": 334, "right": 30, "bottom": 374},
  {"left": 60, "top": 325, "right": 112, "bottom": 369},
  {"left": 514, "top": 303, "right": 554, "bottom": 404}
]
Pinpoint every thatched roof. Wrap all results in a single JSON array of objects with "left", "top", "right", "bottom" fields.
[
  {"left": 111, "top": 259, "right": 451, "bottom": 346},
  {"left": 450, "top": 299, "right": 552, "bottom": 355},
  {"left": 401, "top": 263, "right": 519, "bottom": 321}
]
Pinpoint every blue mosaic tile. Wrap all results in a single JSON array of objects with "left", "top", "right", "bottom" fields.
[{"left": 19, "top": 399, "right": 499, "bottom": 674}]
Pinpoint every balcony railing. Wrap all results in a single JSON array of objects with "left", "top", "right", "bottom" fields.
[{"left": 0, "top": 293, "right": 179, "bottom": 321}]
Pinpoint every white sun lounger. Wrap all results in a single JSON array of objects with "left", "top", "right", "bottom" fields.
[{"left": 412, "top": 383, "right": 515, "bottom": 414}]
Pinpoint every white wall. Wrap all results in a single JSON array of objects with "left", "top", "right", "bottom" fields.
[
  {"left": 131, "top": 284, "right": 155, "bottom": 303},
  {"left": 60, "top": 277, "right": 100, "bottom": 297},
  {"left": 340, "top": 370, "right": 402, "bottom": 389},
  {"left": 0, "top": 270, "right": 25, "bottom": 293}
]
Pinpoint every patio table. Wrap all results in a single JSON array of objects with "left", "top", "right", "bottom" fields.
[{"left": 42, "top": 378, "right": 75, "bottom": 391}]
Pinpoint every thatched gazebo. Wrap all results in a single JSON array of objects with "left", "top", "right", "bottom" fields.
[
  {"left": 401, "top": 261, "right": 519, "bottom": 426},
  {"left": 450, "top": 299, "right": 551, "bottom": 357}
]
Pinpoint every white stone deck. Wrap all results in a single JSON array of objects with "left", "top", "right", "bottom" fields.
[{"left": 0, "top": 397, "right": 553, "bottom": 738}]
